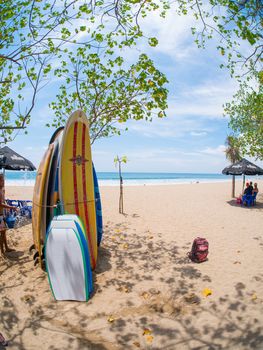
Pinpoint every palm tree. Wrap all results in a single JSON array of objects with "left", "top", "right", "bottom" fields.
[{"left": 225, "top": 136, "right": 242, "bottom": 197}]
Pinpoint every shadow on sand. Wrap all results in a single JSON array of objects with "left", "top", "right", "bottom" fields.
[
  {"left": 1, "top": 215, "right": 263, "bottom": 349},
  {"left": 227, "top": 199, "right": 263, "bottom": 210}
]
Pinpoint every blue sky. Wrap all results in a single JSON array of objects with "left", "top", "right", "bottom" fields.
[{"left": 7, "top": 6, "right": 263, "bottom": 173}]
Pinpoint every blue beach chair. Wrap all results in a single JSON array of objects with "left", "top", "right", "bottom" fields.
[
  {"left": 6, "top": 199, "right": 32, "bottom": 218},
  {"left": 18, "top": 200, "right": 32, "bottom": 219},
  {"left": 241, "top": 192, "right": 257, "bottom": 207},
  {"left": 5, "top": 199, "right": 32, "bottom": 228},
  {"left": 247, "top": 192, "right": 257, "bottom": 206}
]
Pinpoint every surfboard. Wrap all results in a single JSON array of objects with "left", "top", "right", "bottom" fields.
[
  {"left": 51, "top": 214, "right": 85, "bottom": 235},
  {"left": 32, "top": 144, "right": 54, "bottom": 267},
  {"left": 59, "top": 110, "right": 97, "bottom": 270},
  {"left": 93, "top": 163, "right": 103, "bottom": 246},
  {"left": 46, "top": 140, "right": 59, "bottom": 230},
  {"left": 49, "top": 126, "right": 64, "bottom": 145},
  {"left": 46, "top": 130, "right": 63, "bottom": 228},
  {"left": 48, "top": 214, "right": 93, "bottom": 294},
  {"left": 45, "top": 221, "right": 92, "bottom": 301}
]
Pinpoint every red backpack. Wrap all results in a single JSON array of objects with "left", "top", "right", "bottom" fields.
[{"left": 188, "top": 237, "right": 209, "bottom": 263}]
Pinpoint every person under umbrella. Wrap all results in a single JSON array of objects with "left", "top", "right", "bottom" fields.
[
  {"left": 0, "top": 173, "right": 18, "bottom": 255},
  {"left": 0, "top": 146, "right": 35, "bottom": 255},
  {"left": 222, "top": 158, "right": 263, "bottom": 196}
]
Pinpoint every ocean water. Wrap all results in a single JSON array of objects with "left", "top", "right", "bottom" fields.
[{"left": 4, "top": 170, "right": 262, "bottom": 187}]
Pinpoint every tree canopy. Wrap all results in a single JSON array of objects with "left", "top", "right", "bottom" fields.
[
  {"left": 224, "top": 70, "right": 263, "bottom": 160},
  {"left": 49, "top": 50, "right": 168, "bottom": 143},
  {"left": 181, "top": 0, "right": 262, "bottom": 159},
  {"left": 178, "top": 0, "right": 262, "bottom": 77},
  {"left": 225, "top": 134, "right": 242, "bottom": 197},
  {"left": 0, "top": 0, "right": 262, "bottom": 145},
  {"left": 0, "top": 0, "right": 170, "bottom": 141},
  {"left": 225, "top": 135, "right": 242, "bottom": 164}
]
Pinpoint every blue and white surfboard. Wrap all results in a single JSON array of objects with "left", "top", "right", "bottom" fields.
[
  {"left": 92, "top": 163, "right": 103, "bottom": 246},
  {"left": 45, "top": 215, "right": 93, "bottom": 301}
]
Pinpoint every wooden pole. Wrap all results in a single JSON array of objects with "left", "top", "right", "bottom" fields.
[
  {"left": 118, "top": 160, "right": 123, "bottom": 214},
  {"left": 232, "top": 175, "right": 235, "bottom": 198}
]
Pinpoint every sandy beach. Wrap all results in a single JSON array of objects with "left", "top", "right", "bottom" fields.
[{"left": 1, "top": 180, "right": 263, "bottom": 350}]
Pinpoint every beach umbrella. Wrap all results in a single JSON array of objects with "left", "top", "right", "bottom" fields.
[
  {"left": 0, "top": 146, "right": 36, "bottom": 172},
  {"left": 222, "top": 158, "right": 263, "bottom": 191}
]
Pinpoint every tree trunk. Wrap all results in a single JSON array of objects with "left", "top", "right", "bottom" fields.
[
  {"left": 232, "top": 175, "right": 235, "bottom": 198},
  {"left": 119, "top": 177, "right": 123, "bottom": 214},
  {"left": 118, "top": 162, "right": 123, "bottom": 214}
]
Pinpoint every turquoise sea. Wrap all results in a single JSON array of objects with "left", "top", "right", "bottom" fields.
[{"left": 4, "top": 170, "right": 262, "bottom": 186}]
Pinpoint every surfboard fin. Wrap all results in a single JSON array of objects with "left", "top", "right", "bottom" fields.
[
  {"left": 33, "top": 251, "right": 39, "bottom": 261},
  {"left": 41, "top": 259, "right": 46, "bottom": 272},
  {"left": 29, "top": 244, "right": 35, "bottom": 253}
]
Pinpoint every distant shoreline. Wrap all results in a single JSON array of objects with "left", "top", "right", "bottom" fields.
[
  {"left": 4, "top": 170, "right": 263, "bottom": 188},
  {"left": 5, "top": 177, "right": 259, "bottom": 188}
]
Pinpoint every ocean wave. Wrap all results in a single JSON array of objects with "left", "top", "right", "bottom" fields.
[{"left": 5, "top": 180, "right": 36, "bottom": 187}]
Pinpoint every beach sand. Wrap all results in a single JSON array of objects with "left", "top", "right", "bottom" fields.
[{"left": 1, "top": 181, "right": 263, "bottom": 349}]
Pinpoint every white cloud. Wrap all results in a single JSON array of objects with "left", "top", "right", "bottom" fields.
[
  {"left": 190, "top": 131, "right": 207, "bottom": 136},
  {"left": 126, "top": 111, "right": 215, "bottom": 139},
  {"left": 93, "top": 144, "right": 230, "bottom": 173},
  {"left": 139, "top": 3, "right": 200, "bottom": 61},
  {"left": 200, "top": 145, "right": 226, "bottom": 156},
  {"left": 170, "top": 78, "right": 238, "bottom": 118}
]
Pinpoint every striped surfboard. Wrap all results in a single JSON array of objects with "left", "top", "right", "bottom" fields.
[{"left": 59, "top": 110, "right": 97, "bottom": 270}]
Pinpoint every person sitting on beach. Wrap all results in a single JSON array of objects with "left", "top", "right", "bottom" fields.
[
  {"left": 248, "top": 181, "right": 253, "bottom": 195},
  {"left": 0, "top": 174, "right": 18, "bottom": 256},
  {"left": 243, "top": 182, "right": 250, "bottom": 195},
  {"left": 242, "top": 181, "right": 254, "bottom": 205},
  {"left": 253, "top": 183, "right": 259, "bottom": 195}
]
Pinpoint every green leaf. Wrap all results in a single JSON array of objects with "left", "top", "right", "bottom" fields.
[{"left": 148, "top": 37, "right": 158, "bottom": 47}]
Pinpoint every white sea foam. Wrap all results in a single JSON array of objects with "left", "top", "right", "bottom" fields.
[
  {"left": 5, "top": 180, "right": 36, "bottom": 187},
  {"left": 98, "top": 178, "right": 232, "bottom": 187},
  {"left": 5, "top": 174, "right": 262, "bottom": 187}
]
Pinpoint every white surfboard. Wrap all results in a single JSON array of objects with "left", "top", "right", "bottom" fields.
[
  {"left": 49, "top": 215, "right": 85, "bottom": 234},
  {"left": 45, "top": 225, "right": 91, "bottom": 301}
]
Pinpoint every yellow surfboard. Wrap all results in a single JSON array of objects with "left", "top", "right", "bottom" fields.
[
  {"left": 59, "top": 110, "right": 97, "bottom": 270},
  {"left": 32, "top": 143, "right": 54, "bottom": 267}
]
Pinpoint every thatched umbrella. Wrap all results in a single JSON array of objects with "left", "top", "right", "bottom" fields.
[
  {"left": 222, "top": 158, "right": 263, "bottom": 193},
  {"left": 0, "top": 146, "right": 36, "bottom": 172}
]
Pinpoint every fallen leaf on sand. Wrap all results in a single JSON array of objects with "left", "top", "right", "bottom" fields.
[
  {"left": 111, "top": 236, "right": 116, "bottom": 241},
  {"left": 122, "top": 243, "right": 129, "bottom": 249},
  {"left": 118, "top": 286, "right": 129, "bottom": 293},
  {"left": 21, "top": 295, "right": 33, "bottom": 303},
  {"left": 120, "top": 235, "right": 125, "bottom": 240},
  {"left": 233, "top": 261, "right": 241, "bottom": 264},
  {"left": 148, "top": 235, "right": 153, "bottom": 239},
  {"left": 133, "top": 341, "right": 140, "bottom": 348},
  {"left": 251, "top": 294, "right": 257, "bottom": 301},
  {"left": 141, "top": 292, "right": 149, "bottom": 299},
  {"left": 107, "top": 316, "right": 116, "bottom": 323},
  {"left": 146, "top": 335, "right": 154, "bottom": 343},
  {"left": 202, "top": 288, "right": 212, "bottom": 297},
  {"left": 115, "top": 229, "right": 120, "bottom": 233},
  {"left": 143, "top": 328, "right": 152, "bottom": 336}
]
